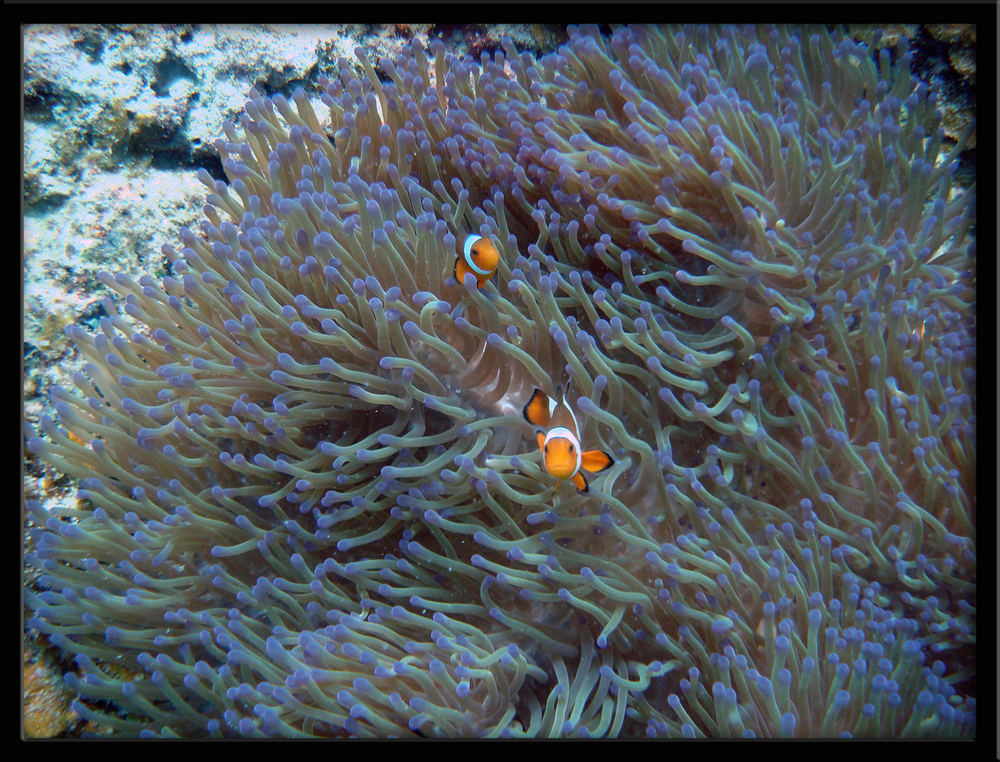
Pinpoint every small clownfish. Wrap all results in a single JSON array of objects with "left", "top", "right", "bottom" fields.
[
  {"left": 454, "top": 234, "right": 500, "bottom": 289},
  {"left": 522, "top": 385, "right": 614, "bottom": 493}
]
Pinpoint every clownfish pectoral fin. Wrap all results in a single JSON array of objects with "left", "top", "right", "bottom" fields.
[
  {"left": 536, "top": 431, "right": 546, "bottom": 452},
  {"left": 571, "top": 471, "right": 589, "bottom": 493},
  {"left": 523, "top": 389, "right": 551, "bottom": 427},
  {"left": 581, "top": 449, "right": 614, "bottom": 473}
]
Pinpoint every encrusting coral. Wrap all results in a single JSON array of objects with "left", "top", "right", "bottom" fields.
[{"left": 25, "top": 23, "right": 975, "bottom": 737}]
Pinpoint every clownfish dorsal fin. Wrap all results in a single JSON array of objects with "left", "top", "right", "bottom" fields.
[
  {"left": 547, "top": 383, "right": 579, "bottom": 439},
  {"left": 523, "top": 388, "right": 552, "bottom": 428},
  {"left": 558, "top": 380, "right": 577, "bottom": 420},
  {"left": 554, "top": 380, "right": 571, "bottom": 410}
]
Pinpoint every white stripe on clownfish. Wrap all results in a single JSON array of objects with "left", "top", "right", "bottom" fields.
[
  {"left": 543, "top": 425, "right": 582, "bottom": 477},
  {"left": 462, "top": 235, "right": 493, "bottom": 275}
]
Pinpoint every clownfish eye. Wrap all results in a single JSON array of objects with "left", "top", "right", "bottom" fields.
[{"left": 569, "top": 444, "right": 574, "bottom": 452}]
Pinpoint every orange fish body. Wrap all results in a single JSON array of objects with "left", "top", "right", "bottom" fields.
[
  {"left": 454, "top": 234, "right": 500, "bottom": 289},
  {"left": 522, "top": 386, "right": 614, "bottom": 493}
]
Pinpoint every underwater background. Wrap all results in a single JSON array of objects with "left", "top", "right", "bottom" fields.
[{"left": 23, "top": 22, "right": 977, "bottom": 738}]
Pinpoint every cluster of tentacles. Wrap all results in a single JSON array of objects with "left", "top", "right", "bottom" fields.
[{"left": 25, "top": 24, "right": 974, "bottom": 737}]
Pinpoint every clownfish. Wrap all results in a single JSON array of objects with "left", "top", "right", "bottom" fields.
[
  {"left": 522, "top": 385, "right": 614, "bottom": 493},
  {"left": 454, "top": 234, "right": 500, "bottom": 289}
]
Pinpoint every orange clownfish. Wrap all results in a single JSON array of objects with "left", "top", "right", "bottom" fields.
[
  {"left": 454, "top": 234, "right": 500, "bottom": 289},
  {"left": 522, "top": 386, "right": 614, "bottom": 493}
]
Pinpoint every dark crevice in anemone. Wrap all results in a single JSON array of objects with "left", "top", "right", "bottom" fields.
[
  {"left": 582, "top": 250, "right": 617, "bottom": 289},
  {"left": 77, "top": 299, "right": 109, "bottom": 330},
  {"left": 954, "top": 147, "right": 976, "bottom": 188},
  {"left": 298, "top": 407, "right": 394, "bottom": 478},
  {"left": 260, "top": 69, "right": 319, "bottom": 102},
  {"left": 113, "top": 119, "right": 189, "bottom": 166},
  {"left": 420, "top": 405, "right": 458, "bottom": 439},
  {"left": 194, "top": 154, "right": 226, "bottom": 184},
  {"left": 146, "top": 146, "right": 199, "bottom": 170}
]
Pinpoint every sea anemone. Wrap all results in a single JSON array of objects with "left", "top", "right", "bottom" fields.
[{"left": 25, "top": 23, "right": 975, "bottom": 737}]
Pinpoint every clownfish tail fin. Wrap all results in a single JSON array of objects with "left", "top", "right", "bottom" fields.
[{"left": 581, "top": 450, "right": 614, "bottom": 473}]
